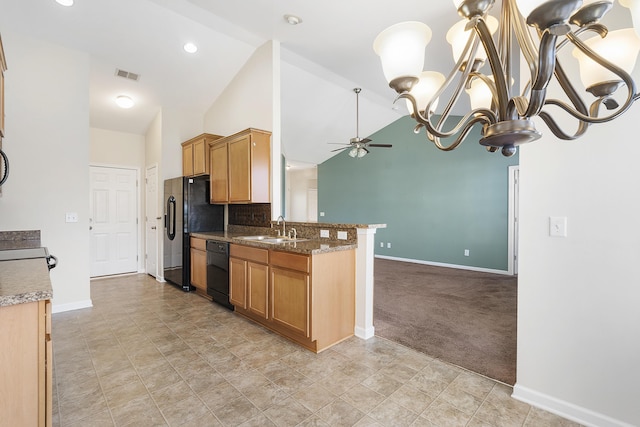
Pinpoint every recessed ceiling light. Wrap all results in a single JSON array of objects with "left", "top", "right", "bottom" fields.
[
  {"left": 183, "top": 43, "right": 198, "bottom": 54},
  {"left": 284, "top": 14, "right": 302, "bottom": 25},
  {"left": 55, "top": 0, "right": 74, "bottom": 6},
  {"left": 115, "top": 95, "right": 134, "bottom": 109}
]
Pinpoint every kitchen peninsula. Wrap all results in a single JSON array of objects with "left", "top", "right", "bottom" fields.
[{"left": 192, "top": 221, "right": 385, "bottom": 352}]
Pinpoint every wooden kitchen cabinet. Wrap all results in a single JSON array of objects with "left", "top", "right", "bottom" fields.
[
  {"left": 189, "top": 237, "right": 207, "bottom": 295},
  {"left": 208, "top": 128, "right": 271, "bottom": 204},
  {"left": 0, "top": 299, "right": 52, "bottom": 427},
  {"left": 229, "top": 244, "right": 269, "bottom": 316},
  {"left": 232, "top": 244, "right": 356, "bottom": 353},
  {"left": 182, "top": 133, "right": 222, "bottom": 177}
]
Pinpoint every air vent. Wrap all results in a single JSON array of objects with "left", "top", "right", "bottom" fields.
[{"left": 115, "top": 69, "right": 140, "bottom": 82}]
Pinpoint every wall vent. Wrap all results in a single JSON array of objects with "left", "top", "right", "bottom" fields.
[{"left": 115, "top": 68, "right": 140, "bottom": 82}]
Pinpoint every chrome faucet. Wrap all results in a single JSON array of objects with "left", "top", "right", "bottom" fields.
[{"left": 276, "top": 215, "right": 286, "bottom": 237}]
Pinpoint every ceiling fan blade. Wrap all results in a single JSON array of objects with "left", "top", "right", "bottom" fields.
[
  {"left": 360, "top": 138, "right": 372, "bottom": 144},
  {"left": 328, "top": 142, "right": 350, "bottom": 145},
  {"left": 331, "top": 147, "right": 348, "bottom": 152},
  {"left": 368, "top": 144, "right": 393, "bottom": 148}
]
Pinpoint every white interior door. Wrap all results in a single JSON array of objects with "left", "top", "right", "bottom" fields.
[
  {"left": 145, "top": 165, "right": 158, "bottom": 278},
  {"left": 90, "top": 166, "right": 138, "bottom": 277}
]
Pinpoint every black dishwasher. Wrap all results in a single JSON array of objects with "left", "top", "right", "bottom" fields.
[{"left": 206, "top": 240, "right": 233, "bottom": 310}]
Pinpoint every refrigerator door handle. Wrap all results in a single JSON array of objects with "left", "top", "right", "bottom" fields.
[{"left": 167, "top": 196, "right": 176, "bottom": 240}]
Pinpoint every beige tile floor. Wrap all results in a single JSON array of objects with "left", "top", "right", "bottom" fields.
[{"left": 51, "top": 274, "right": 581, "bottom": 427}]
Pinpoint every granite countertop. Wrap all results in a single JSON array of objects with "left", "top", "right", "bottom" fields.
[
  {"left": 190, "top": 231, "right": 357, "bottom": 255},
  {"left": 0, "top": 258, "right": 53, "bottom": 307}
]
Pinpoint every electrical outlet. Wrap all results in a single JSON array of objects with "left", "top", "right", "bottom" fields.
[
  {"left": 464, "top": 249, "right": 470, "bottom": 256},
  {"left": 320, "top": 229, "right": 330, "bottom": 238},
  {"left": 337, "top": 231, "right": 348, "bottom": 240},
  {"left": 380, "top": 242, "right": 384, "bottom": 248},
  {"left": 387, "top": 242, "right": 391, "bottom": 249},
  {"left": 320, "top": 212, "right": 325, "bottom": 217}
]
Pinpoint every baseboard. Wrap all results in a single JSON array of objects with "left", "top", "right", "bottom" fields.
[
  {"left": 512, "top": 384, "right": 634, "bottom": 427},
  {"left": 354, "top": 325, "right": 375, "bottom": 340},
  {"left": 375, "top": 255, "right": 512, "bottom": 276},
  {"left": 52, "top": 299, "right": 93, "bottom": 314}
]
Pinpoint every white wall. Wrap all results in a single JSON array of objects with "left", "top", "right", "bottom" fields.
[
  {"left": 90, "top": 127, "right": 145, "bottom": 167},
  {"left": 0, "top": 31, "right": 91, "bottom": 311},
  {"left": 204, "top": 40, "right": 282, "bottom": 218},
  {"left": 514, "top": 103, "right": 640, "bottom": 425}
]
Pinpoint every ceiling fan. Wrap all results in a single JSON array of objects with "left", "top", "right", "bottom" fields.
[{"left": 330, "top": 88, "right": 392, "bottom": 158}]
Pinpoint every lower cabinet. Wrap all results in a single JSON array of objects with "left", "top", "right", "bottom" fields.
[
  {"left": 230, "top": 244, "right": 356, "bottom": 353},
  {"left": 0, "top": 299, "right": 52, "bottom": 427},
  {"left": 189, "top": 237, "right": 207, "bottom": 295}
]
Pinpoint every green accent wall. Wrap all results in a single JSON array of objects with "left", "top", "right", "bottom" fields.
[{"left": 318, "top": 115, "right": 519, "bottom": 271}]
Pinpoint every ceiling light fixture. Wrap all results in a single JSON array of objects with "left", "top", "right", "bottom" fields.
[
  {"left": 374, "top": 0, "right": 640, "bottom": 157},
  {"left": 284, "top": 14, "right": 302, "bottom": 25},
  {"left": 55, "top": 0, "right": 74, "bottom": 6},
  {"left": 183, "top": 42, "right": 198, "bottom": 54},
  {"left": 115, "top": 95, "right": 134, "bottom": 109}
]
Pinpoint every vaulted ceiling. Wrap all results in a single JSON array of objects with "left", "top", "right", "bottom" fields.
[{"left": 0, "top": 0, "right": 634, "bottom": 165}]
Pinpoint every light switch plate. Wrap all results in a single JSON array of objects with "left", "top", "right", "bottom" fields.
[
  {"left": 549, "top": 216, "right": 567, "bottom": 237},
  {"left": 65, "top": 212, "right": 78, "bottom": 223},
  {"left": 320, "top": 229, "right": 330, "bottom": 238}
]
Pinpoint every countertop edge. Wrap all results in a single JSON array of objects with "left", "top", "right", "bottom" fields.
[{"left": 190, "top": 231, "right": 357, "bottom": 255}]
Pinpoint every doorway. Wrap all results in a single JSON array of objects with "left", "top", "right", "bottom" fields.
[
  {"left": 145, "top": 165, "right": 159, "bottom": 278},
  {"left": 89, "top": 166, "right": 138, "bottom": 277}
]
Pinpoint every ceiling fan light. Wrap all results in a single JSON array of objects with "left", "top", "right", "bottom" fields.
[
  {"left": 357, "top": 148, "right": 367, "bottom": 158},
  {"left": 373, "top": 21, "right": 432, "bottom": 85},
  {"left": 348, "top": 147, "right": 358, "bottom": 158},
  {"left": 572, "top": 28, "right": 640, "bottom": 89}
]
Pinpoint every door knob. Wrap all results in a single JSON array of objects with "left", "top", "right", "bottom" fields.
[
  {"left": 89, "top": 226, "right": 93, "bottom": 230},
  {"left": 151, "top": 226, "right": 157, "bottom": 230}
]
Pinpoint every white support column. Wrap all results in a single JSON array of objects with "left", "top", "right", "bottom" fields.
[{"left": 354, "top": 227, "right": 378, "bottom": 339}]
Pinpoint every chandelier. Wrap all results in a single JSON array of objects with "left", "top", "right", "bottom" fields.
[{"left": 373, "top": 0, "right": 640, "bottom": 157}]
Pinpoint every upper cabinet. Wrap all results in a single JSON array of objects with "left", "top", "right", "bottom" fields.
[
  {"left": 209, "top": 128, "right": 271, "bottom": 204},
  {"left": 1, "top": 34, "right": 7, "bottom": 138},
  {"left": 181, "top": 133, "right": 222, "bottom": 177}
]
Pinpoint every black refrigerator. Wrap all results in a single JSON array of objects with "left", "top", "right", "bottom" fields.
[{"left": 163, "top": 175, "right": 224, "bottom": 291}]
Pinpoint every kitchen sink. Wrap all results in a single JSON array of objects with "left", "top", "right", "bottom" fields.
[{"left": 237, "top": 235, "right": 308, "bottom": 244}]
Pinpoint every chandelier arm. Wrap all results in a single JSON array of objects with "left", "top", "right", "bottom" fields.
[
  {"left": 428, "top": 115, "right": 493, "bottom": 152},
  {"left": 510, "top": 0, "right": 540, "bottom": 98},
  {"left": 538, "top": 110, "right": 589, "bottom": 140},
  {"left": 551, "top": 59, "right": 590, "bottom": 116},
  {"left": 402, "top": 92, "right": 497, "bottom": 139},
  {"left": 555, "top": 24, "right": 607, "bottom": 51},
  {"left": 474, "top": 17, "right": 511, "bottom": 120},
  {"left": 563, "top": 32, "right": 637, "bottom": 123},
  {"left": 434, "top": 49, "right": 479, "bottom": 132},
  {"left": 523, "top": 31, "right": 560, "bottom": 118}
]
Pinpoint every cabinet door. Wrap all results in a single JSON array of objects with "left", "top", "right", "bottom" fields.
[
  {"left": 229, "top": 257, "right": 247, "bottom": 309},
  {"left": 270, "top": 266, "right": 309, "bottom": 337},
  {"left": 182, "top": 144, "right": 194, "bottom": 177},
  {"left": 192, "top": 138, "right": 208, "bottom": 176},
  {"left": 190, "top": 248, "right": 207, "bottom": 292},
  {"left": 210, "top": 143, "right": 229, "bottom": 203},
  {"left": 248, "top": 262, "right": 269, "bottom": 319},
  {"left": 228, "top": 135, "right": 251, "bottom": 202}
]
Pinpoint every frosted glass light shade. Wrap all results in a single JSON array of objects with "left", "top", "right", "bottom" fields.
[
  {"left": 620, "top": 0, "right": 640, "bottom": 38},
  {"left": 373, "top": 22, "right": 432, "bottom": 84},
  {"left": 406, "top": 71, "right": 445, "bottom": 114},
  {"left": 446, "top": 16, "right": 498, "bottom": 63},
  {"left": 572, "top": 28, "right": 640, "bottom": 88},
  {"left": 348, "top": 147, "right": 358, "bottom": 158},
  {"left": 466, "top": 77, "right": 494, "bottom": 110}
]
